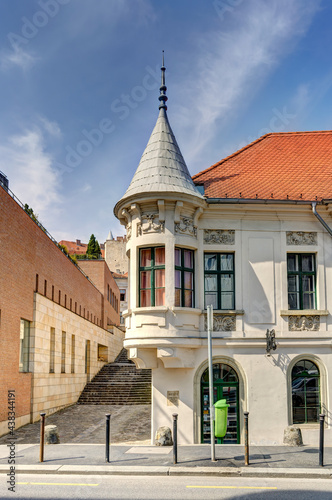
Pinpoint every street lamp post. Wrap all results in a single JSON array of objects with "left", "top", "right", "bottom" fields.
[{"left": 207, "top": 305, "right": 216, "bottom": 462}]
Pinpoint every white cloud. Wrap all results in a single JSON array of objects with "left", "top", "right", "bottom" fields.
[
  {"left": 0, "top": 128, "right": 62, "bottom": 225},
  {"left": 0, "top": 46, "right": 38, "bottom": 71},
  {"left": 38, "top": 116, "right": 62, "bottom": 138},
  {"left": 174, "top": 0, "right": 321, "bottom": 168}
]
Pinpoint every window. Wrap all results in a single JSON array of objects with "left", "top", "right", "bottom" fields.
[
  {"left": 19, "top": 319, "right": 30, "bottom": 372},
  {"left": 175, "top": 248, "right": 194, "bottom": 307},
  {"left": 292, "top": 360, "right": 320, "bottom": 424},
  {"left": 120, "top": 289, "right": 126, "bottom": 301},
  {"left": 85, "top": 340, "right": 90, "bottom": 375},
  {"left": 71, "top": 335, "right": 75, "bottom": 374},
  {"left": 139, "top": 247, "right": 165, "bottom": 307},
  {"left": 204, "top": 253, "right": 234, "bottom": 310},
  {"left": 50, "top": 328, "right": 55, "bottom": 373},
  {"left": 61, "top": 331, "right": 66, "bottom": 373},
  {"left": 287, "top": 254, "right": 316, "bottom": 310}
]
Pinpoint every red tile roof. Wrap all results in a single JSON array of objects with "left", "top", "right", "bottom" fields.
[
  {"left": 192, "top": 131, "right": 332, "bottom": 201},
  {"left": 59, "top": 240, "right": 105, "bottom": 258}
]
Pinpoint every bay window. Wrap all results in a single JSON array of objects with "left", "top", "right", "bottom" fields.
[
  {"left": 175, "top": 247, "right": 194, "bottom": 307},
  {"left": 139, "top": 247, "right": 165, "bottom": 307}
]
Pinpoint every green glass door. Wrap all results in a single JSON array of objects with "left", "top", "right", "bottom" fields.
[{"left": 201, "top": 363, "right": 240, "bottom": 444}]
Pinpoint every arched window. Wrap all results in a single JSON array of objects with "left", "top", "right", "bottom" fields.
[{"left": 292, "top": 360, "right": 320, "bottom": 424}]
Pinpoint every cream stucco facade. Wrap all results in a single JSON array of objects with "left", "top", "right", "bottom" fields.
[
  {"left": 116, "top": 200, "right": 332, "bottom": 446},
  {"left": 114, "top": 61, "right": 332, "bottom": 447}
]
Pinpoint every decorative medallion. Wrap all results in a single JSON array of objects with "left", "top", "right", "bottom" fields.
[
  {"left": 137, "top": 214, "right": 165, "bottom": 236},
  {"left": 286, "top": 231, "right": 317, "bottom": 245},
  {"left": 204, "top": 314, "right": 236, "bottom": 332},
  {"left": 174, "top": 217, "right": 197, "bottom": 237},
  {"left": 204, "top": 229, "right": 235, "bottom": 244},
  {"left": 288, "top": 315, "right": 320, "bottom": 331}
]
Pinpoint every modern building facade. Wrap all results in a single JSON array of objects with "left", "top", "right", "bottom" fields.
[
  {"left": 0, "top": 185, "right": 123, "bottom": 437},
  {"left": 114, "top": 60, "right": 332, "bottom": 446}
]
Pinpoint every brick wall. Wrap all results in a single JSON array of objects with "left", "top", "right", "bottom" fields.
[
  {"left": 0, "top": 186, "right": 120, "bottom": 429},
  {"left": 77, "top": 260, "right": 120, "bottom": 327}
]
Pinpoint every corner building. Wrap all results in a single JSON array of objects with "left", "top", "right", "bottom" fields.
[{"left": 114, "top": 60, "right": 332, "bottom": 446}]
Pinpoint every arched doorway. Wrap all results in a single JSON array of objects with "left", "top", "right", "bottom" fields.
[{"left": 201, "top": 363, "right": 239, "bottom": 444}]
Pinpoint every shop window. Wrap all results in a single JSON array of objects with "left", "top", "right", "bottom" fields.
[
  {"left": 175, "top": 248, "right": 194, "bottom": 307},
  {"left": 139, "top": 247, "right": 165, "bottom": 307},
  {"left": 204, "top": 253, "right": 234, "bottom": 310},
  {"left": 287, "top": 254, "right": 316, "bottom": 309},
  {"left": 292, "top": 359, "right": 320, "bottom": 424}
]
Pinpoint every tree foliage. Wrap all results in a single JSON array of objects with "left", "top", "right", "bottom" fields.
[{"left": 86, "top": 234, "right": 101, "bottom": 259}]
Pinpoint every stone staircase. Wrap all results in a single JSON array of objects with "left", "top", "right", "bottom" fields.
[{"left": 77, "top": 348, "right": 152, "bottom": 405}]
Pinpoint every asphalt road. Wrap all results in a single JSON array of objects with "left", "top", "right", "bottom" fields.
[{"left": 2, "top": 474, "right": 332, "bottom": 499}]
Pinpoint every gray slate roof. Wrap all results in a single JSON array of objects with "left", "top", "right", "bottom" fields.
[{"left": 118, "top": 108, "right": 204, "bottom": 204}]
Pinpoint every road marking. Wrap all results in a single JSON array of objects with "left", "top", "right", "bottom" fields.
[
  {"left": 187, "top": 485, "right": 278, "bottom": 490},
  {"left": 18, "top": 482, "right": 98, "bottom": 486}
]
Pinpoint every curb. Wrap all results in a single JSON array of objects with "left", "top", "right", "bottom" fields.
[{"left": 1, "top": 465, "right": 331, "bottom": 478}]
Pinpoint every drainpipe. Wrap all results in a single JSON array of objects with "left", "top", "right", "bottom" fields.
[{"left": 312, "top": 202, "right": 332, "bottom": 237}]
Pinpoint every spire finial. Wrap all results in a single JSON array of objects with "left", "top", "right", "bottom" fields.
[{"left": 159, "top": 50, "right": 168, "bottom": 110}]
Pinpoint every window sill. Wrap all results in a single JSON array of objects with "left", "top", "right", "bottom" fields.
[
  {"left": 171, "top": 307, "right": 202, "bottom": 314},
  {"left": 280, "top": 310, "right": 329, "bottom": 316},
  {"left": 202, "top": 309, "right": 244, "bottom": 315},
  {"left": 132, "top": 306, "right": 169, "bottom": 314}
]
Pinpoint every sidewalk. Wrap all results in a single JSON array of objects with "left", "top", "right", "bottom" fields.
[
  {"left": 0, "top": 404, "right": 331, "bottom": 478},
  {"left": 0, "top": 443, "right": 331, "bottom": 478}
]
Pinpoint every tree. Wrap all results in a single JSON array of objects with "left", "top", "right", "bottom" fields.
[{"left": 86, "top": 234, "right": 101, "bottom": 259}]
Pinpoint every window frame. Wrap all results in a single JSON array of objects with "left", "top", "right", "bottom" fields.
[
  {"left": 287, "top": 253, "right": 316, "bottom": 310},
  {"left": 174, "top": 247, "right": 195, "bottom": 308},
  {"left": 19, "top": 319, "right": 30, "bottom": 373},
  {"left": 291, "top": 359, "right": 320, "bottom": 424},
  {"left": 139, "top": 246, "right": 165, "bottom": 307},
  {"left": 204, "top": 253, "right": 235, "bottom": 310}
]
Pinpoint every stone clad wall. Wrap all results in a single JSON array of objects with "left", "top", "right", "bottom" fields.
[{"left": 30, "top": 294, "right": 124, "bottom": 422}]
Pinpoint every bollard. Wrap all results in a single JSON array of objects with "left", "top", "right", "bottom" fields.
[
  {"left": 319, "top": 414, "right": 325, "bottom": 467},
  {"left": 244, "top": 411, "right": 249, "bottom": 466},
  {"left": 172, "top": 413, "right": 178, "bottom": 465},
  {"left": 105, "top": 414, "right": 111, "bottom": 463},
  {"left": 39, "top": 412, "right": 46, "bottom": 463}
]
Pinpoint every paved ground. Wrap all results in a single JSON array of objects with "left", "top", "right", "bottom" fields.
[
  {"left": 0, "top": 404, "right": 331, "bottom": 478},
  {"left": 0, "top": 443, "right": 331, "bottom": 469},
  {"left": 0, "top": 404, "right": 151, "bottom": 445}
]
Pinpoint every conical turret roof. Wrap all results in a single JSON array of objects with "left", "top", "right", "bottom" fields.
[{"left": 115, "top": 55, "right": 203, "bottom": 210}]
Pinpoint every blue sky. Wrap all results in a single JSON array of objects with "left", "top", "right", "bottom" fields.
[{"left": 1, "top": 0, "right": 332, "bottom": 243}]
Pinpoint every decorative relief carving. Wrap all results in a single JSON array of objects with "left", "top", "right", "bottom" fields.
[
  {"left": 204, "top": 314, "right": 236, "bottom": 332},
  {"left": 286, "top": 231, "right": 317, "bottom": 245},
  {"left": 126, "top": 222, "right": 132, "bottom": 241},
  {"left": 174, "top": 216, "right": 197, "bottom": 237},
  {"left": 204, "top": 230, "right": 235, "bottom": 245},
  {"left": 137, "top": 213, "right": 165, "bottom": 236},
  {"left": 288, "top": 315, "right": 320, "bottom": 331}
]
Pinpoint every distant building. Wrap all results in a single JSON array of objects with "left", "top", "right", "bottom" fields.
[
  {"left": 104, "top": 232, "right": 127, "bottom": 274},
  {"left": 112, "top": 271, "right": 128, "bottom": 327},
  {"left": 0, "top": 185, "right": 123, "bottom": 437},
  {"left": 0, "top": 170, "right": 8, "bottom": 191},
  {"left": 59, "top": 239, "right": 105, "bottom": 258}
]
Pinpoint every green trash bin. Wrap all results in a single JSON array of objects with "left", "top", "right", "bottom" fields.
[{"left": 214, "top": 399, "right": 230, "bottom": 438}]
